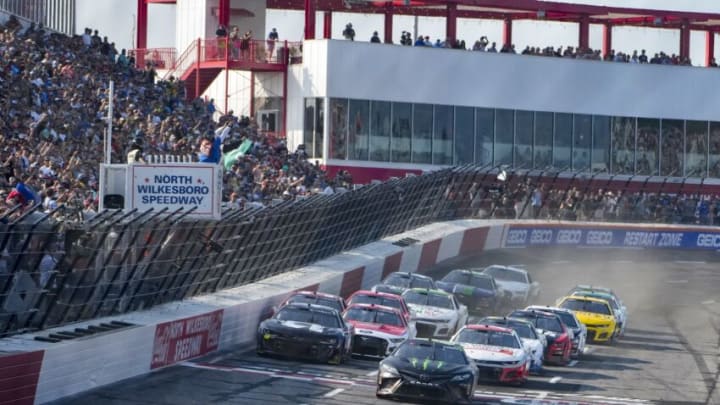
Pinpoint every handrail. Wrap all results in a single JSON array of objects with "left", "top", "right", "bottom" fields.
[{"left": 163, "top": 40, "right": 199, "bottom": 80}]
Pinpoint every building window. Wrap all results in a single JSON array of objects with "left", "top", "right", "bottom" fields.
[
  {"left": 349, "top": 99, "right": 370, "bottom": 161},
  {"left": 660, "top": 119, "right": 683, "bottom": 177},
  {"left": 534, "top": 112, "right": 553, "bottom": 170},
  {"left": 370, "top": 101, "right": 391, "bottom": 162},
  {"left": 433, "top": 105, "right": 453, "bottom": 165},
  {"left": 686, "top": 120, "right": 708, "bottom": 178},
  {"left": 573, "top": 114, "right": 592, "bottom": 172},
  {"left": 554, "top": 113, "right": 572, "bottom": 170},
  {"left": 611, "top": 116, "right": 635, "bottom": 175},
  {"left": 515, "top": 110, "right": 533, "bottom": 169},
  {"left": 412, "top": 103, "right": 433, "bottom": 164},
  {"left": 592, "top": 115, "right": 611, "bottom": 173},
  {"left": 454, "top": 106, "right": 474, "bottom": 165},
  {"left": 495, "top": 109, "right": 514, "bottom": 166},
  {"left": 391, "top": 102, "right": 412, "bottom": 163},
  {"left": 637, "top": 118, "right": 659, "bottom": 176},
  {"left": 328, "top": 98, "right": 347, "bottom": 159},
  {"left": 475, "top": 108, "right": 494, "bottom": 166}
]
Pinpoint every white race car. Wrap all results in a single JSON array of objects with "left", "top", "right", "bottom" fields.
[
  {"left": 481, "top": 265, "right": 540, "bottom": 307},
  {"left": 451, "top": 324, "right": 531, "bottom": 385},
  {"left": 477, "top": 316, "right": 545, "bottom": 374},
  {"left": 343, "top": 303, "right": 415, "bottom": 357},
  {"left": 402, "top": 288, "right": 468, "bottom": 339}
]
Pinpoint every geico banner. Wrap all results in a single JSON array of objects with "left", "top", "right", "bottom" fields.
[
  {"left": 504, "top": 225, "right": 720, "bottom": 250},
  {"left": 129, "top": 164, "right": 222, "bottom": 219}
]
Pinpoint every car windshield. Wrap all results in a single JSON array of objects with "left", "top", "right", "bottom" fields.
[
  {"left": 442, "top": 271, "right": 470, "bottom": 284},
  {"left": 288, "top": 295, "right": 343, "bottom": 312},
  {"left": 404, "top": 291, "right": 454, "bottom": 309},
  {"left": 276, "top": 307, "right": 341, "bottom": 328},
  {"left": 509, "top": 311, "right": 563, "bottom": 333},
  {"left": 508, "top": 321, "right": 537, "bottom": 339},
  {"left": 385, "top": 273, "right": 411, "bottom": 288},
  {"left": 560, "top": 298, "right": 612, "bottom": 315},
  {"left": 470, "top": 276, "right": 493, "bottom": 290},
  {"left": 577, "top": 292, "right": 619, "bottom": 310},
  {"left": 344, "top": 307, "right": 403, "bottom": 327},
  {"left": 483, "top": 266, "right": 526, "bottom": 283},
  {"left": 350, "top": 294, "right": 403, "bottom": 311},
  {"left": 552, "top": 311, "right": 579, "bottom": 327},
  {"left": 395, "top": 341, "right": 468, "bottom": 365},
  {"left": 454, "top": 329, "right": 521, "bottom": 349}
]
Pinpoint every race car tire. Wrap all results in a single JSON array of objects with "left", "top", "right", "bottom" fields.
[{"left": 328, "top": 351, "right": 344, "bottom": 365}]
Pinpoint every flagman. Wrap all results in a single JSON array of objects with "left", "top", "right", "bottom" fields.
[{"left": 198, "top": 122, "right": 232, "bottom": 164}]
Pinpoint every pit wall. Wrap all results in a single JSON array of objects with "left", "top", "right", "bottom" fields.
[{"left": 3, "top": 220, "right": 720, "bottom": 404}]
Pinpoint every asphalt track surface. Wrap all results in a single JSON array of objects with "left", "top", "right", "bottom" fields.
[{"left": 53, "top": 247, "right": 720, "bottom": 405}]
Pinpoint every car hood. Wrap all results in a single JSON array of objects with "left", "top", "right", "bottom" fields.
[
  {"left": 520, "top": 338, "right": 544, "bottom": 352},
  {"left": 261, "top": 319, "right": 341, "bottom": 336},
  {"left": 436, "top": 281, "right": 495, "bottom": 298},
  {"left": 349, "top": 320, "right": 407, "bottom": 337},
  {"left": 385, "top": 357, "right": 471, "bottom": 375},
  {"left": 460, "top": 343, "right": 524, "bottom": 362},
  {"left": 495, "top": 280, "right": 527, "bottom": 292},
  {"left": 372, "top": 284, "right": 406, "bottom": 295},
  {"left": 573, "top": 311, "right": 615, "bottom": 325},
  {"left": 407, "top": 304, "right": 455, "bottom": 320}
]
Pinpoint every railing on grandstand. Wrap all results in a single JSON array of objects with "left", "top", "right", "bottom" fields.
[
  {"left": 1, "top": 164, "right": 718, "bottom": 337},
  {"left": 153, "top": 38, "right": 303, "bottom": 80},
  {"left": 131, "top": 48, "right": 177, "bottom": 70}
]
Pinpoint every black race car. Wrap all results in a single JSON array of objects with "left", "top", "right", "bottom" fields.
[
  {"left": 256, "top": 303, "right": 353, "bottom": 364},
  {"left": 376, "top": 338, "right": 477, "bottom": 404},
  {"left": 436, "top": 269, "right": 502, "bottom": 313},
  {"left": 371, "top": 272, "right": 436, "bottom": 296}
]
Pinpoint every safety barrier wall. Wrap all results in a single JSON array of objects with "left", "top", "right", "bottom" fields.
[{"left": 2, "top": 219, "right": 720, "bottom": 404}]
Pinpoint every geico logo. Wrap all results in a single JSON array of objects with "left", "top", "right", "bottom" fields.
[
  {"left": 556, "top": 230, "right": 582, "bottom": 244},
  {"left": 696, "top": 233, "right": 720, "bottom": 248},
  {"left": 506, "top": 230, "right": 528, "bottom": 244},
  {"left": 530, "top": 229, "right": 553, "bottom": 244},
  {"left": 586, "top": 231, "right": 613, "bottom": 245}
]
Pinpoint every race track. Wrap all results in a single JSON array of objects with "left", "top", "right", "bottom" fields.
[{"left": 51, "top": 247, "right": 720, "bottom": 405}]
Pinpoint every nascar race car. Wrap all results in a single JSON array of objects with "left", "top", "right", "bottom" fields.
[
  {"left": 508, "top": 309, "right": 572, "bottom": 366},
  {"left": 343, "top": 303, "right": 416, "bottom": 357},
  {"left": 279, "top": 290, "right": 347, "bottom": 314},
  {"left": 376, "top": 338, "right": 477, "bottom": 404},
  {"left": 526, "top": 305, "right": 586, "bottom": 358},
  {"left": 567, "top": 285, "right": 627, "bottom": 336},
  {"left": 451, "top": 324, "right": 530, "bottom": 385},
  {"left": 481, "top": 265, "right": 540, "bottom": 307},
  {"left": 477, "top": 316, "right": 545, "bottom": 374},
  {"left": 256, "top": 303, "right": 353, "bottom": 364},
  {"left": 402, "top": 288, "right": 469, "bottom": 339},
  {"left": 346, "top": 290, "right": 411, "bottom": 323},
  {"left": 371, "top": 272, "right": 436, "bottom": 296},
  {"left": 557, "top": 295, "right": 617, "bottom": 343},
  {"left": 436, "top": 269, "right": 502, "bottom": 313}
]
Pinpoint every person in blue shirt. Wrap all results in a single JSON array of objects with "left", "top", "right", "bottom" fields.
[
  {"left": 197, "top": 123, "right": 231, "bottom": 163},
  {"left": 6, "top": 179, "right": 40, "bottom": 208}
]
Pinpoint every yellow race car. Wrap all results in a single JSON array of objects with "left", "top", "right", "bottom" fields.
[{"left": 556, "top": 296, "right": 616, "bottom": 343}]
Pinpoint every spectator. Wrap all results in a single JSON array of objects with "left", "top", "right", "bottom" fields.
[
  {"left": 370, "top": 31, "right": 381, "bottom": 43},
  {"left": 267, "top": 27, "right": 279, "bottom": 60},
  {"left": 342, "top": 23, "right": 355, "bottom": 41},
  {"left": 126, "top": 139, "right": 146, "bottom": 163}
]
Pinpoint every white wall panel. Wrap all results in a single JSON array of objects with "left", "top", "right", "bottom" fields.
[
  {"left": 176, "top": 0, "right": 207, "bottom": 55},
  {"left": 286, "top": 64, "right": 306, "bottom": 152},
  {"left": 308, "top": 39, "right": 720, "bottom": 122}
]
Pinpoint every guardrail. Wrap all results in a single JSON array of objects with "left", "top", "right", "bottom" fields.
[{"left": 1, "top": 164, "right": 718, "bottom": 338}]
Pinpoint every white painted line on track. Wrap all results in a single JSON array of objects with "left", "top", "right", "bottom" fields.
[
  {"left": 549, "top": 376, "right": 563, "bottom": 384},
  {"left": 666, "top": 279, "right": 689, "bottom": 284},
  {"left": 365, "top": 370, "right": 377, "bottom": 377},
  {"left": 551, "top": 260, "right": 571, "bottom": 264},
  {"left": 703, "top": 299, "right": 716, "bottom": 305},
  {"left": 323, "top": 388, "right": 345, "bottom": 398},
  {"left": 674, "top": 260, "right": 706, "bottom": 265},
  {"left": 568, "top": 360, "right": 578, "bottom": 367},
  {"left": 535, "top": 391, "right": 548, "bottom": 399},
  {"left": 611, "top": 260, "right": 634, "bottom": 263}
]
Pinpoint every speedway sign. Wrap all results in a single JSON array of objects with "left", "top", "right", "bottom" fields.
[{"left": 129, "top": 163, "right": 222, "bottom": 219}]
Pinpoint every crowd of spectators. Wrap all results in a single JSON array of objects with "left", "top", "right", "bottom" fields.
[{"left": 0, "top": 16, "right": 335, "bottom": 223}]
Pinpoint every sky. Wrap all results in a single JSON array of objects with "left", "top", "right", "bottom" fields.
[{"left": 76, "top": 0, "right": 720, "bottom": 65}]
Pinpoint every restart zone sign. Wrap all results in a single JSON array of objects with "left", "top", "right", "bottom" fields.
[
  {"left": 130, "top": 164, "right": 221, "bottom": 219},
  {"left": 504, "top": 225, "right": 720, "bottom": 250}
]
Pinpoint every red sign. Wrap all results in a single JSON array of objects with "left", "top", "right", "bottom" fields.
[{"left": 151, "top": 310, "right": 223, "bottom": 369}]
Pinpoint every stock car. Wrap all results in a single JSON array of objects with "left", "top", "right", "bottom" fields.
[
  {"left": 451, "top": 324, "right": 531, "bottom": 385},
  {"left": 346, "top": 290, "right": 411, "bottom": 323},
  {"left": 436, "top": 269, "right": 503, "bottom": 313},
  {"left": 402, "top": 288, "right": 469, "bottom": 339},
  {"left": 371, "top": 272, "right": 436, "bottom": 296},
  {"left": 526, "top": 305, "right": 587, "bottom": 358},
  {"left": 376, "top": 338, "right": 477, "bottom": 404},
  {"left": 508, "top": 309, "right": 572, "bottom": 366},
  {"left": 557, "top": 295, "right": 617, "bottom": 343},
  {"left": 343, "top": 303, "right": 416, "bottom": 357},
  {"left": 478, "top": 316, "right": 545, "bottom": 374},
  {"left": 256, "top": 303, "right": 353, "bottom": 364},
  {"left": 279, "top": 290, "right": 347, "bottom": 314},
  {"left": 568, "top": 285, "right": 627, "bottom": 336},
  {"left": 480, "top": 265, "right": 540, "bottom": 307}
]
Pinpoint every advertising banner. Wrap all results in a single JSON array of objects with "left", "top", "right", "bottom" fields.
[
  {"left": 504, "top": 225, "right": 720, "bottom": 250},
  {"left": 129, "top": 164, "right": 222, "bottom": 219},
  {"left": 151, "top": 310, "right": 223, "bottom": 369}
]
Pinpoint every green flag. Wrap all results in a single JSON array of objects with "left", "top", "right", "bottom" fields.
[{"left": 223, "top": 139, "right": 253, "bottom": 170}]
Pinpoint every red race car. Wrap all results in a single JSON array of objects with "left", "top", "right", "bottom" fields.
[{"left": 346, "top": 290, "right": 411, "bottom": 323}]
